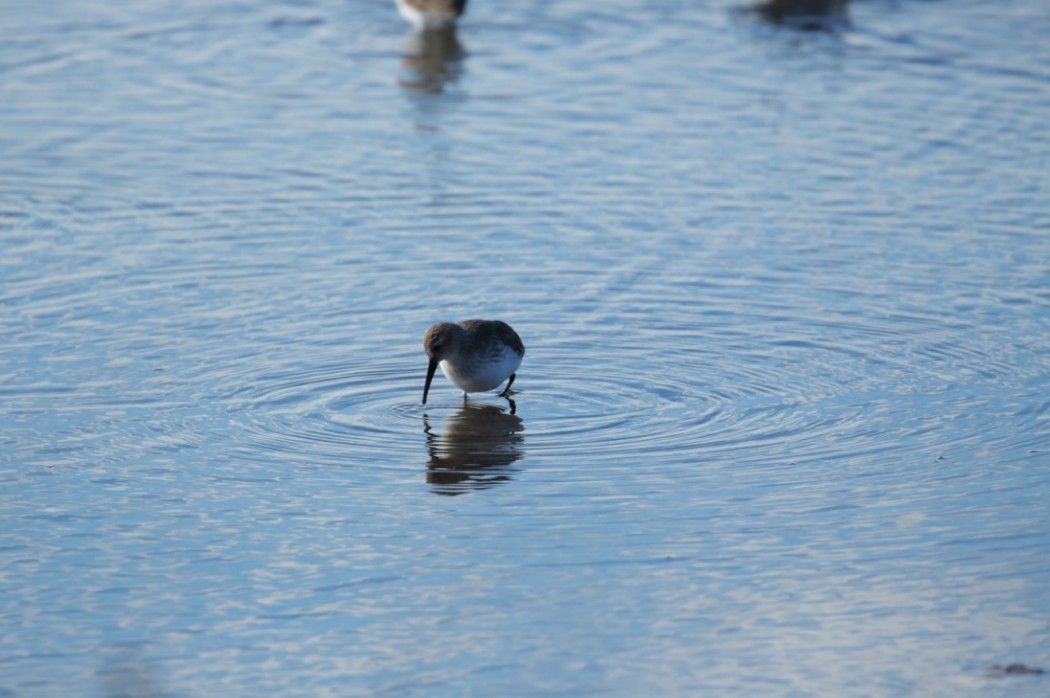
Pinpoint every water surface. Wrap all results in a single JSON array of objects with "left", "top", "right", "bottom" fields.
[{"left": 2, "top": 0, "right": 1049, "bottom": 695}]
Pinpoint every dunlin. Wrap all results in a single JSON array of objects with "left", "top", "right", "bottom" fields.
[
  {"left": 396, "top": 0, "right": 468, "bottom": 30},
  {"left": 422, "top": 320, "right": 524, "bottom": 404}
]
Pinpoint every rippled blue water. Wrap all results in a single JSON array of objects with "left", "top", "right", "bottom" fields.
[{"left": 2, "top": 0, "right": 1049, "bottom": 695}]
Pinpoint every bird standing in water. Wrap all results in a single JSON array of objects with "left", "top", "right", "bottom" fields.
[{"left": 422, "top": 320, "right": 524, "bottom": 404}]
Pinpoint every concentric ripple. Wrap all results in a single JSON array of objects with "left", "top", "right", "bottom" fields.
[{"left": 215, "top": 290, "right": 1020, "bottom": 493}]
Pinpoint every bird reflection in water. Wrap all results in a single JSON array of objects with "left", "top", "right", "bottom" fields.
[
  {"left": 98, "top": 653, "right": 165, "bottom": 698},
  {"left": 423, "top": 402, "right": 524, "bottom": 495},
  {"left": 399, "top": 26, "right": 464, "bottom": 94},
  {"left": 754, "top": 0, "right": 849, "bottom": 31}
]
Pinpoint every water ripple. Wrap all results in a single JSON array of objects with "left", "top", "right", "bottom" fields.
[{"left": 3, "top": 0, "right": 1049, "bottom": 694}]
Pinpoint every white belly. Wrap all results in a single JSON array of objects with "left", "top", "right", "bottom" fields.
[
  {"left": 441, "top": 347, "right": 521, "bottom": 393},
  {"left": 396, "top": 0, "right": 456, "bottom": 29}
]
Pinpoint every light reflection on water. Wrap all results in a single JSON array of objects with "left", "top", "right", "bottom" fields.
[{"left": 2, "top": 0, "right": 1049, "bottom": 695}]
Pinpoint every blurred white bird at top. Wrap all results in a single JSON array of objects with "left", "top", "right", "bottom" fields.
[{"left": 396, "top": 0, "right": 468, "bottom": 30}]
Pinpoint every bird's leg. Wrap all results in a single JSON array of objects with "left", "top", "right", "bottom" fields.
[{"left": 499, "top": 373, "right": 516, "bottom": 397}]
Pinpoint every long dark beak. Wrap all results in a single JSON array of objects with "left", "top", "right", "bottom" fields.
[{"left": 422, "top": 358, "right": 438, "bottom": 404}]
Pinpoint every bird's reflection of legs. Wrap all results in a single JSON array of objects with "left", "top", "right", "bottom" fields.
[
  {"left": 499, "top": 373, "right": 517, "bottom": 413},
  {"left": 455, "top": 391, "right": 515, "bottom": 414}
]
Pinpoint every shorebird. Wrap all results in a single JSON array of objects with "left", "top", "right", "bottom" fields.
[
  {"left": 396, "top": 0, "right": 468, "bottom": 30},
  {"left": 422, "top": 320, "right": 524, "bottom": 404}
]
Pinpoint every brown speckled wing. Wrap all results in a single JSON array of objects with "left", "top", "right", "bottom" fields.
[{"left": 460, "top": 319, "right": 525, "bottom": 357}]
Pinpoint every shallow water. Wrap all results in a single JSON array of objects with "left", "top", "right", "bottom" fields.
[{"left": 2, "top": 0, "right": 1049, "bottom": 695}]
